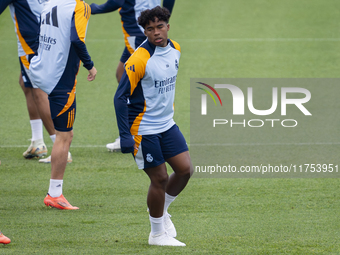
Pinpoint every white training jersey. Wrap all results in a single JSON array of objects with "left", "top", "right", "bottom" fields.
[
  {"left": 30, "top": 0, "right": 93, "bottom": 95},
  {"left": 115, "top": 39, "right": 181, "bottom": 136}
]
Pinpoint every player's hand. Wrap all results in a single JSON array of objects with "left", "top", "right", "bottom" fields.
[
  {"left": 87, "top": 66, "right": 97, "bottom": 81},
  {"left": 120, "top": 135, "right": 135, "bottom": 153}
]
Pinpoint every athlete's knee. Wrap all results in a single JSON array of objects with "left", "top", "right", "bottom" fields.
[
  {"left": 179, "top": 163, "right": 193, "bottom": 179},
  {"left": 56, "top": 130, "right": 73, "bottom": 144},
  {"left": 172, "top": 156, "right": 194, "bottom": 178},
  {"left": 149, "top": 171, "right": 169, "bottom": 189}
]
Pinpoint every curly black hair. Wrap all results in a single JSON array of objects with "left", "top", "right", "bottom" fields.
[{"left": 138, "top": 6, "right": 171, "bottom": 29}]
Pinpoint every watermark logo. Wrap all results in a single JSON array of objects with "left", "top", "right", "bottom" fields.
[
  {"left": 196, "top": 82, "right": 223, "bottom": 115},
  {"left": 197, "top": 82, "right": 312, "bottom": 128},
  {"left": 190, "top": 78, "right": 338, "bottom": 178}
]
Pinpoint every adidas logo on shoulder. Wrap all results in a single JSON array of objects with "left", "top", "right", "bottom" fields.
[{"left": 127, "top": 65, "right": 135, "bottom": 72}]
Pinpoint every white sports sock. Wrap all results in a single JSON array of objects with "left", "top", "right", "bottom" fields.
[
  {"left": 149, "top": 215, "right": 165, "bottom": 236},
  {"left": 164, "top": 193, "right": 177, "bottom": 214},
  {"left": 30, "top": 119, "right": 43, "bottom": 141},
  {"left": 50, "top": 134, "right": 56, "bottom": 143},
  {"left": 48, "top": 179, "right": 63, "bottom": 197}
]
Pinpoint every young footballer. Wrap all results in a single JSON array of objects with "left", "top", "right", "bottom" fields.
[
  {"left": 114, "top": 6, "right": 193, "bottom": 246},
  {"left": 30, "top": 0, "right": 97, "bottom": 210}
]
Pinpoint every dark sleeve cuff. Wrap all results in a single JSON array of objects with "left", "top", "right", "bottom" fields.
[{"left": 83, "top": 61, "right": 94, "bottom": 70}]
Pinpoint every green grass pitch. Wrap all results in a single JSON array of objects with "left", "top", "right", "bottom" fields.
[{"left": 1, "top": 0, "right": 340, "bottom": 254}]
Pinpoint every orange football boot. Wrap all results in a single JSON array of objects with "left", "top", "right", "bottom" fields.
[
  {"left": 44, "top": 194, "right": 79, "bottom": 210},
  {"left": 0, "top": 231, "right": 11, "bottom": 244}
]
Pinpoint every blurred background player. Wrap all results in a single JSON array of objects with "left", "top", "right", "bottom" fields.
[
  {"left": 90, "top": 0, "right": 175, "bottom": 152},
  {"left": 0, "top": 231, "right": 11, "bottom": 244},
  {"left": 30, "top": 0, "right": 97, "bottom": 210},
  {"left": 0, "top": 0, "right": 59, "bottom": 161},
  {"left": 114, "top": 6, "right": 193, "bottom": 246}
]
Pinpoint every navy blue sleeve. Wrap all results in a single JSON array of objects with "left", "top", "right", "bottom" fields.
[
  {"left": 90, "top": 0, "right": 124, "bottom": 14},
  {"left": 0, "top": 0, "right": 13, "bottom": 15},
  {"left": 114, "top": 71, "right": 135, "bottom": 153},
  {"left": 163, "top": 0, "right": 175, "bottom": 15},
  {"left": 70, "top": 14, "right": 94, "bottom": 70}
]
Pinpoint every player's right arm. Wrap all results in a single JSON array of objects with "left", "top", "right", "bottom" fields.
[
  {"left": 0, "top": 0, "right": 13, "bottom": 15},
  {"left": 114, "top": 71, "right": 135, "bottom": 153},
  {"left": 90, "top": 0, "right": 124, "bottom": 14},
  {"left": 114, "top": 54, "right": 146, "bottom": 153}
]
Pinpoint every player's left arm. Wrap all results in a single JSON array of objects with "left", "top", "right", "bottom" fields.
[{"left": 70, "top": 1, "right": 95, "bottom": 73}]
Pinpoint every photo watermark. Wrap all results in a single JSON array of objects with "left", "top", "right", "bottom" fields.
[{"left": 190, "top": 78, "right": 340, "bottom": 178}]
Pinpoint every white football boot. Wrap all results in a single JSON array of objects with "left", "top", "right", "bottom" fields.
[
  {"left": 148, "top": 231, "right": 185, "bottom": 246},
  {"left": 23, "top": 139, "right": 47, "bottom": 159},
  {"left": 106, "top": 137, "right": 121, "bottom": 152},
  {"left": 164, "top": 212, "right": 177, "bottom": 237},
  {"left": 39, "top": 152, "right": 72, "bottom": 163}
]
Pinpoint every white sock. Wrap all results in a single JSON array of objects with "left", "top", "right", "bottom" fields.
[
  {"left": 149, "top": 215, "right": 165, "bottom": 236},
  {"left": 48, "top": 179, "right": 63, "bottom": 197},
  {"left": 164, "top": 193, "right": 177, "bottom": 214},
  {"left": 30, "top": 119, "right": 43, "bottom": 141},
  {"left": 50, "top": 134, "right": 56, "bottom": 143}
]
